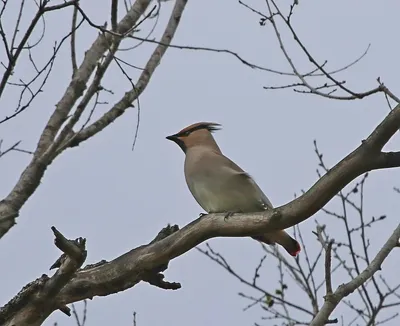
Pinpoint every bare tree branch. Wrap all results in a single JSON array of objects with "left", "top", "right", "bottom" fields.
[
  {"left": 324, "top": 240, "right": 334, "bottom": 296},
  {"left": 70, "top": 2, "right": 79, "bottom": 76},
  {"left": 1, "top": 227, "right": 87, "bottom": 326},
  {"left": 241, "top": 0, "right": 400, "bottom": 104},
  {"left": 0, "top": 0, "right": 185, "bottom": 239},
  {"left": 0, "top": 140, "right": 33, "bottom": 158},
  {"left": 0, "top": 224, "right": 178, "bottom": 325},
  {"left": 71, "top": 300, "right": 87, "bottom": 326},
  {"left": 0, "top": 0, "right": 78, "bottom": 100},
  {"left": 310, "top": 224, "right": 400, "bottom": 326},
  {"left": 67, "top": 0, "right": 187, "bottom": 147},
  {"left": 111, "top": 0, "right": 118, "bottom": 32}
]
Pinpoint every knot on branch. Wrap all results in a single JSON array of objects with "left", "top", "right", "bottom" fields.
[
  {"left": 50, "top": 226, "right": 87, "bottom": 270},
  {"left": 149, "top": 223, "right": 180, "bottom": 245},
  {"left": 142, "top": 272, "right": 181, "bottom": 290},
  {"left": 0, "top": 227, "right": 88, "bottom": 324},
  {"left": 143, "top": 224, "right": 181, "bottom": 290}
]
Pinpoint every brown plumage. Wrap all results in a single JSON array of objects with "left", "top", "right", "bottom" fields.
[{"left": 166, "top": 122, "right": 301, "bottom": 257}]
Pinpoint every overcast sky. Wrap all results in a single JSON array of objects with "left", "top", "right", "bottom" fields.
[{"left": 1, "top": 0, "right": 400, "bottom": 325}]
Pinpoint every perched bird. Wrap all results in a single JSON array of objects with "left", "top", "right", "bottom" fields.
[{"left": 166, "top": 122, "right": 301, "bottom": 257}]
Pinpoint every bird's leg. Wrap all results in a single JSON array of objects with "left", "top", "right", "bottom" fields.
[
  {"left": 224, "top": 211, "right": 235, "bottom": 221},
  {"left": 198, "top": 212, "right": 207, "bottom": 218}
]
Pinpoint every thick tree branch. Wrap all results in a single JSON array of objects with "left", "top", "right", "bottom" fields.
[
  {"left": 0, "top": 225, "right": 179, "bottom": 325},
  {"left": 1, "top": 227, "right": 87, "bottom": 326}
]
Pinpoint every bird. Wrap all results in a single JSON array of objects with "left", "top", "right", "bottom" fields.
[{"left": 166, "top": 122, "right": 301, "bottom": 257}]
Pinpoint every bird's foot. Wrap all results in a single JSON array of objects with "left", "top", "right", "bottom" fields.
[
  {"left": 198, "top": 212, "right": 207, "bottom": 218},
  {"left": 224, "top": 211, "right": 235, "bottom": 221}
]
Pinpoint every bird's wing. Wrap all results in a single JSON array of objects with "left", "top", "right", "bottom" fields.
[
  {"left": 224, "top": 167, "right": 273, "bottom": 210},
  {"left": 185, "top": 149, "right": 273, "bottom": 213},
  {"left": 219, "top": 153, "right": 273, "bottom": 208},
  {"left": 217, "top": 155, "right": 300, "bottom": 256}
]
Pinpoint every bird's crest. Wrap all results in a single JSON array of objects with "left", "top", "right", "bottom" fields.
[{"left": 176, "top": 122, "right": 221, "bottom": 137}]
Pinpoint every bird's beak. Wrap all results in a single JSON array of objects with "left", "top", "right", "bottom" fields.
[
  {"left": 166, "top": 134, "right": 178, "bottom": 142},
  {"left": 166, "top": 134, "right": 186, "bottom": 152}
]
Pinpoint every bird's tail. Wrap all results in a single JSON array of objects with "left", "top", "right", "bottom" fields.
[{"left": 253, "top": 230, "right": 301, "bottom": 257}]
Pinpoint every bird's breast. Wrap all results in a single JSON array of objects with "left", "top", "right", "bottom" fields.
[{"left": 185, "top": 173, "right": 222, "bottom": 213}]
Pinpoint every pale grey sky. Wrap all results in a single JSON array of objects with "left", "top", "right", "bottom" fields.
[{"left": 1, "top": 0, "right": 399, "bottom": 325}]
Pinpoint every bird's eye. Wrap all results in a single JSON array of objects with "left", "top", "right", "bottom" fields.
[{"left": 181, "top": 131, "right": 191, "bottom": 137}]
